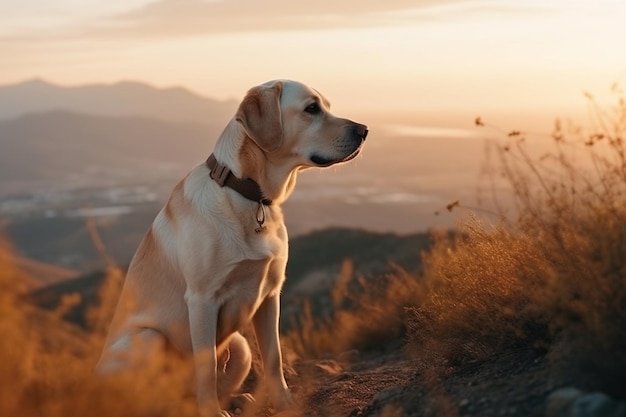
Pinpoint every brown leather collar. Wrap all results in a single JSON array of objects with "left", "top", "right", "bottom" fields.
[{"left": 206, "top": 154, "right": 272, "bottom": 206}]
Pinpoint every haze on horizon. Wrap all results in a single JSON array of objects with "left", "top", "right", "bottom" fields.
[{"left": 1, "top": 0, "right": 625, "bottom": 119}]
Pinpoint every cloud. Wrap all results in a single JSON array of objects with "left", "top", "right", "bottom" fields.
[
  {"left": 94, "top": 0, "right": 437, "bottom": 37},
  {"left": 1, "top": 0, "right": 557, "bottom": 41},
  {"left": 95, "top": 0, "right": 560, "bottom": 38},
  {"left": 90, "top": 0, "right": 488, "bottom": 36}
]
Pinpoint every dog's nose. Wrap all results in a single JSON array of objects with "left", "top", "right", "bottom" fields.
[{"left": 354, "top": 123, "right": 368, "bottom": 140}]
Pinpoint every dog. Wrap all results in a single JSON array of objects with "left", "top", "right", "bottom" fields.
[{"left": 97, "top": 80, "right": 368, "bottom": 417}]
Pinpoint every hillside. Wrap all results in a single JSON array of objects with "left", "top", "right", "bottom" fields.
[
  {"left": 0, "top": 79, "right": 239, "bottom": 197},
  {"left": 286, "top": 228, "right": 430, "bottom": 290},
  {"left": 19, "top": 225, "right": 626, "bottom": 417},
  {"left": 14, "top": 255, "right": 78, "bottom": 289},
  {"left": 0, "top": 111, "right": 218, "bottom": 184},
  {"left": 21, "top": 228, "right": 556, "bottom": 417},
  {"left": 26, "top": 228, "right": 431, "bottom": 329},
  {"left": 287, "top": 347, "right": 553, "bottom": 417}
]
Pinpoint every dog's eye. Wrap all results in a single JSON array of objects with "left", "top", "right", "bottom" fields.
[{"left": 304, "top": 102, "right": 321, "bottom": 114}]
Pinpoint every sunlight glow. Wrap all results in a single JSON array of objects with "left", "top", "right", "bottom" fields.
[{"left": 1, "top": 0, "right": 625, "bottom": 115}]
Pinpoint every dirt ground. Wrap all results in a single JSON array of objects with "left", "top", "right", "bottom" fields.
[{"left": 264, "top": 347, "right": 556, "bottom": 417}]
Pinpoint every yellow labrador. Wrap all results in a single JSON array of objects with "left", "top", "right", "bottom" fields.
[{"left": 97, "top": 80, "right": 368, "bottom": 417}]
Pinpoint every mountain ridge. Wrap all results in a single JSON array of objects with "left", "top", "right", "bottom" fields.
[
  {"left": 0, "top": 110, "right": 219, "bottom": 185},
  {"left": 0, "top": 78, "right": 238, "bottom": 126}
]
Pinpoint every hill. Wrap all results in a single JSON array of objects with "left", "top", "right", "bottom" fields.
[
  {"left": 14, "top": 255, "right": 78, "bottom": 289},
  {"left": 27, "top": 269, "right": 107, "bottom": 328},
  {"left": 21, "top": 224, "right": 625, "bottom": 417},
  {"left": 0, "top": 79, "right": 238, "bottom": 194},
  {"left": 4, "top": 208, "right": 158, "bottom": 271},
  {"left": 286, "top": 228, "right": 430, "bottom": 290},
  {"left": 0, "top": 78, "right": 237, "bottom": 126},
  {"left": 0, "top": 111, "right": 219, "bottom": 184}
]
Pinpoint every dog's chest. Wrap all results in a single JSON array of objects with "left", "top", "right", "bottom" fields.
[{"left": 215, "top": 254, "right": 285, "bottom": 340}]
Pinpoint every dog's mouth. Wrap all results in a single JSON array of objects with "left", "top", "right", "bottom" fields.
[
  {"left": 310, "top": 140, "right": 364, "bottom": 167},
  {"left": 341, "top": 146, "right": 362, "bottom": 163}
]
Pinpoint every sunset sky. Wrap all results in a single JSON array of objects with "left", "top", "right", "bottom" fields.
[{"left": 1, "top": 0, "right": 625, "bottom": 116}]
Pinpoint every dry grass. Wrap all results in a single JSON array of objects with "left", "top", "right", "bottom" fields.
[
  {"left": 408, "top": 85, "right": 626, "bottom": 395},
  {"left": 406, "top": 223, "right": 552, "bottom": 367},
  {"left": 0, "top": 238, "right": 197, "bottom": 417}
]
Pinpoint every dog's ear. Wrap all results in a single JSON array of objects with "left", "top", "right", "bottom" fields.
[{"left": 236, "top": 82, "right": 283, "bottom": 152}]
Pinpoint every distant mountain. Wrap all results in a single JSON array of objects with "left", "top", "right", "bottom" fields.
[
  {"left": 285, "top": 228, "right": 429, "bottom": 291},
  {"left": 0, "top": 79, "right": 238, "bottom": 126},
  {"left": 5, "top": 206, "right": 158, "bottom": 271},
  {"left": 14, "top": 254, "right": 78, "bottom": 289},
  {"left": 0, "top": 111, "right": 219, "bottom": 183},
  {"left": 27, "top": 269, "right": 107, "bottom": 329}
]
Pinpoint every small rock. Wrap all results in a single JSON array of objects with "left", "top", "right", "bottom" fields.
[
  {"left": 546, "top": 388, "right": 583, "bottom": 417},
  {"left": 546, "top": 388, "right": 626, "bottom": 417},
  {"left": 570, "top": 392, "right": 623, "bottom": 417},
  {"left": 335, "top": 371, "right": 354, "bottom": 381},
  {"left": 348, "top": 406, "right": 363, "bottom": 417},
  {"left": 459, "top": 399, "right": 470, "bottom": 408}
]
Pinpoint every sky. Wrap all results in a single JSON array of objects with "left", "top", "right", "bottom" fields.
[{"left": 1, "top": 0, "right": 625, "bottom": 118}]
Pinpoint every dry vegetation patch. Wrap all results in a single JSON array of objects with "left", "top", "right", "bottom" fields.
[
  {"left": 287, "top": 86, "right": 626, "bottom": 402},
  {"left": 0, "top": 243, "right": 197, "bottom": 417}
]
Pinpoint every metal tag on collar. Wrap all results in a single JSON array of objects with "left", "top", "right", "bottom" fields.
[{"left": 255, "top": 202, "right": 267, "bottom": 234}]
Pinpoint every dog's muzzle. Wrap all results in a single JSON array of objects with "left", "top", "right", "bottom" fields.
[
  {"left": 341, "top": 123, "right": 368, "bottom": 162},
  {"left": 310, "top": 122, "right": 368, "bottom": 166}
]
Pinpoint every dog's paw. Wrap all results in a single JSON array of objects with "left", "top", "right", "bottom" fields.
[
  {"left": 198, "top": 406, "right": 232, "bottom": 417},
  {"left": 272, "top": 388, "right": 295, "bottom": 411},
  {"left": 229, "top": 393, "right": 255, "bottom": 412}
]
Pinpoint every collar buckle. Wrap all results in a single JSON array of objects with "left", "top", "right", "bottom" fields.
[
  {"left": 209, "top": 161, "right": 230, "bottom": 187},
  {"left": 206, "top": 154, "right": 273, "bottom": 206}
]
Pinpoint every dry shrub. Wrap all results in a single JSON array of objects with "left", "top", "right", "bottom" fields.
[
  {"left": 406, "top": 223, "right": 552, "bottom": 367},
  {"left": 409, "top": 85, "right": 626, "bottom": 396},
  {"left": 535, "top": 207, "right": 626, "bottom": 397},
  {"left": 0, "top": 238, "right": 195, "bottom": 417},
  {"left": 284, "top": 259, "right": 426, "bottom": 359},
  {"left": 489, "top": 86, "right": 626, "bottom": 396}
]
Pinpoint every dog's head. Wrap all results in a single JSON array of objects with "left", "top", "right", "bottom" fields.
[{"left": 236, "top": 80, "right": 368, "bottom": 168}]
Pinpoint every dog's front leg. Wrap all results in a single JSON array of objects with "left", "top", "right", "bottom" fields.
[
  {"left": 252, "top": 292, "right": 293, "bottom": 411},
  {"left": 186, "top": 292, "right": 230, "bottom": 417}
]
